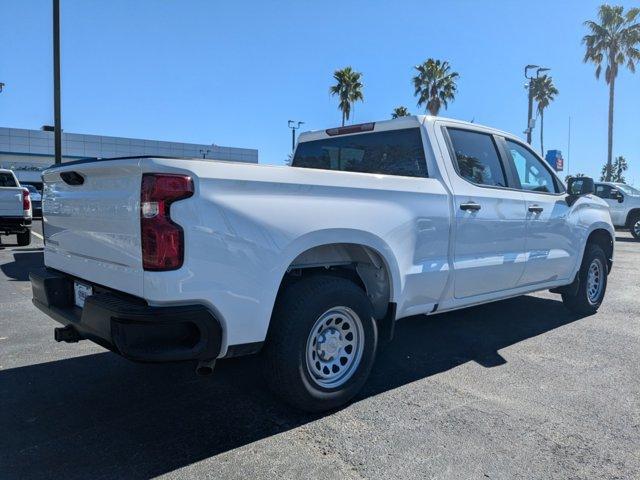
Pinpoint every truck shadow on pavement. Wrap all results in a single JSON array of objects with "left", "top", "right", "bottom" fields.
[
  {"left": 0, "top": 295, "right": 584, "bottom": 480},
  {"left": 0, "top": 251, "right": 44, "bottom": 282}
]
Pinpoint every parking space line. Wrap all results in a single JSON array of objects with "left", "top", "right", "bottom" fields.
[{"left": 31, "top": 231, "right": 44, "bottom": 240}]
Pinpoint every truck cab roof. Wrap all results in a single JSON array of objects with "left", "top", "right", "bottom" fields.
[{"left": 297, "top": 115, "right": 513, "bottom": 144}]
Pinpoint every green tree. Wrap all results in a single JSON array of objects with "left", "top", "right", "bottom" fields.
[
  {"left": 583, "top": 5, "right": 640, "bottom": 181},
  {"left": 531, "top": 75, "right": 558, "bottom": 156},
  {"left": 565, "top": 173, "right": 586, "bottom": 182},
  {"left": 391, "top": 106, "right": 410, "bottom": 118},
  {"left": 412, "top": 59, "right": 459, "bottom": 116},
  {"left": 601, "top": 155, "right": 628, "bottom": 182},
  {"left": 329, "top": 67, "right": 364, "bottom": 126}
]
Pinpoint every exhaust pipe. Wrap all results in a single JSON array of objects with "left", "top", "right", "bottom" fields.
[
  {"left": 196, "top": 358, "right": 216, "bottom": 376},
  {"left": 54, "top": 325, "right": 81, "bottom": 343}
]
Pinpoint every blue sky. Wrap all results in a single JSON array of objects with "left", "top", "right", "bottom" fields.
[{"left": 1, "top": 0, "right": 639, "bottom": 183}]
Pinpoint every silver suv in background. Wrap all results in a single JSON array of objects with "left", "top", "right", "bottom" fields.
[{"left": 595, "top": 182, "right": 640, "bottom": 240}]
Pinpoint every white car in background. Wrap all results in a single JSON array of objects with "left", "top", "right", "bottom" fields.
[
  {"left": 31, "top": 116, "right": 614, "bottom": 411},
  {"left": 0, "top": 168, "right": 32, "bottom": 246},
  {"left": 594, "top": 182, "right": 640, "bottom": 240}
]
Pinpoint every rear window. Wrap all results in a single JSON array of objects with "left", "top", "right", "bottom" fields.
[
  {"left": 292, "top": 128, "right": 427, "bottom": 178},
  {"left": 0, "top": 172, "right": 17, "bottom": 187}
]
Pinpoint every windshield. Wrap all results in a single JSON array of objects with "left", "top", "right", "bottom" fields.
[{"left": 615, "top": 184, "right": 640, "bottom": 196}]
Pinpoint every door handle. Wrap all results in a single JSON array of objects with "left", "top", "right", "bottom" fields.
[
  {"left": 528, "top": 205, "right": 544, "bottom": 214},
  {"left": 460, "top": 202, "right": 481, "bottom": 212}
]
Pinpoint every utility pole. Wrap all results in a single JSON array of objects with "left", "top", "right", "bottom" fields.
[
  {"left": 524, "top": 65, "right": 550, "bottom": 144},
  {"left": 567, "top": 116, "right": 571, "bottom": 176},
  {"left": 524, "top": 65, "right": 538, "bottom": 143},
  {"left": 288, "top": 120, "right": 304, "bottom": 152},
  {"left": 53, "top": 0, "right": 62, "bottom": 164}
]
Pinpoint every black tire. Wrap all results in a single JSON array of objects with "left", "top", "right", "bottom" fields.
[
  {"left": 16, "top": 230, "right": 31, "bottom": 247},
  {"left": 562, "top": 243, "right": 608, "bottom": 315},
  {"left": 629, "top": 212, "right": 640, "bottom": 240},
  {"left": 263, "top": 275, "right": 378, "bottom": 412}
]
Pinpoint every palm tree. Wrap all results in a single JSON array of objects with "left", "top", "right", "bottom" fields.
[
  {"left": 412, "top": 59, "right": 459, "bottom": 116},
  {"left": 391, "top": 106, "right": 410, "bottom": 118},
  {"left": 531, "top": 74, "right": 559, "bottom": 155},
  {"left": 329, "top": 67, "right": 364, "bottom": 126},
  {"left": 601, "top": 155, "right": 628, "bottom": 182},
  {"left": 583, "top": 5, "right": 640, "bottom": 181}
]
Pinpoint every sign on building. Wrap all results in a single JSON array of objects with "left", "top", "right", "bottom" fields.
[{"left": 545, "top": 150, "right": 564, "bottom": 172}]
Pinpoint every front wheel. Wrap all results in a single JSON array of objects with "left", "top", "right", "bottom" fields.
[
  {"left": 562, "top": 243, "right": 608, "bottom": 315},
  {"left": 629, "top": 212, "right": 640, "bottom": 240},
  {"left": 264, "top": 275, "right": 378, "bottom": 412}
]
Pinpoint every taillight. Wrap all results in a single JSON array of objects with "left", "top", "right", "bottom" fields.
[
  {"left": 22, "top": 189, "right": 31, "bottom": 211},
  {"left": 140, "top": 173, "right": 194, "bottom": 271}
]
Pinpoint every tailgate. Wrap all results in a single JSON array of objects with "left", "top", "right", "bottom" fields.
[
  {"left": 42, "top": 159, "right": 144, "bottom": 297},
  {"left": 0, "top": 188, "right": 24, "bottom": 217}
]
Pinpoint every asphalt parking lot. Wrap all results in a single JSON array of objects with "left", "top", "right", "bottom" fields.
[{"left": 1, "top": 223, "right": 638, "bottom": 480}]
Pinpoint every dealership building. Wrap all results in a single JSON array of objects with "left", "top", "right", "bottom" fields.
[{"left": 0, "top": 126, "right": 258, "bottom": 187}]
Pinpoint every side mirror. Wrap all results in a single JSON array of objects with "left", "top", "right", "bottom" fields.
[
  {"left": 566, "top": 177, "right": 595, "bottom": 206},
  {"left": 567, "top": 177, "right": 594, "bottom": 196}
]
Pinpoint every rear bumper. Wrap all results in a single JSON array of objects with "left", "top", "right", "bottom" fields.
[
  {"left": 30, "top": 267, "right": 222, "bottom": 362},
  {"left": 0, "top": 216, "right": 31, "bottom": 234}
]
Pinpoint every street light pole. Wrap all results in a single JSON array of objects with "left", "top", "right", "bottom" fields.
[
  {"left": 53, "top": 0, "right": 62, "bottom": 165},
  {"left": 524, "top": 65, "right": 538, "bottom": 144},
  {"left": 524, "top": 65, "right": 550, "bottom": 144},
  {"left": 288, "top": 120, "right": 304, "bottom": 152}
]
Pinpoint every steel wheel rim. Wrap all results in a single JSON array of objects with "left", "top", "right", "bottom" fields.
[
  {"left": 586, "top": 258, "right": 604, "bottom": 305},
  {"left": 633, "top": 220, "right": 640, "bottom": 237},
  {"left": 305, "top": 306, "right": 365, "bottom": 389}
]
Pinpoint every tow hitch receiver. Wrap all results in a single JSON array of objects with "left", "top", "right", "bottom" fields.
[{"left": 54, "top": 325, "right": 81, "bottom": 343}]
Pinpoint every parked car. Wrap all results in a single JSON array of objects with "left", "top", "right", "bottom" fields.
[
  {"left": 0, "top": 168, "right": 32, "bottom": 246},
  {"left": 594, "top": 182, "right": 640, "bottom": 240},
  {"left": 23, "top": 184, "right": 42, "bottom": 217},
  {"left": 31, "top": 116, "right": 614, "bottom": 411}
]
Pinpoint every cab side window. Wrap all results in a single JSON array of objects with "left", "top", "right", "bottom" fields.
[
  {"left": 506, "top": 140, "right": 560, "bottom": 194},
  {"left": 595, "top": 184, "right": 622, "bottom": 200},
  {"left": 447, "top": 129, "right": 507, "bottom": 187},
  {"left": 595, "top": 184, "right": 613, "bottom": 199}
]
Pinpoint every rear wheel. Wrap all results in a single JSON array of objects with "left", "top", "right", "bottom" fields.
[
  {"left": 629, "top": 212, "right": 640, "bottom": 240},
  {"left": 16, "top": 230, "right": 31, "bottom": 247},
  {"left": 562, "top": 243, "right": 608, "bottom": 315},
  {"left": 264, "top": 275, "right": 378, "bottom": 412}
]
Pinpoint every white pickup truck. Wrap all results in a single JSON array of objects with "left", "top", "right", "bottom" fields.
[
  {"left": 31, "top": 116, "right": 614, "bottom": 411},
  {"left": 0, "top": 168, "right": 32, "bottom": 246},
  {"left": 594, "top": 182, "right": 640, "bottom": 240}
]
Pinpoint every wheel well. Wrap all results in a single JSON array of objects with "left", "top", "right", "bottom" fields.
[
  {"left": 625, "top": 208, "right": 640, "bottom": 227},
  {"left": 279, "top": 243, "right": 392, "bottom": 320},
  {"left": 586, "top": 229, "right": 613, "bottom": 272}
]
